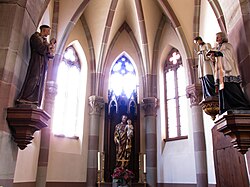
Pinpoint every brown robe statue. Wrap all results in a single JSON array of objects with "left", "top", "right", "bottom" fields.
[{"left": 16, "top": 29, "right": 54, "bottom": 107}]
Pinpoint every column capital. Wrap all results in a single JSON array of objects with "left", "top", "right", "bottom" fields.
[
  {"left": 89, "top": 95, "right": 105, "bottom": 115},
  {"left": 142, "top": 97, "right": 158, "bottom": 116},
  {"left": 45, "top": 81, "right": 58, "bottom": 96},
  {"left": 44, "top": 81, "right": 58, "bottom": 107},
  {"left": 186, "top": 84, "right": 202, "bottom": 107}
]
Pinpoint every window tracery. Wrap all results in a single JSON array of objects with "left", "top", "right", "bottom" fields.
[{"left": 164, "top": 48, "right": 188, "bottom": 140}]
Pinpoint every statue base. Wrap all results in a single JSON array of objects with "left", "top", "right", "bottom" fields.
[
  {"left": 6, "top": 105, "right": 50, "bottom": 150},
  {"left": 215, "top": 110, "right": 250, "bottom": 154},
  {"left": 199, "top": 96, "right": 219, "bottom": 120}
]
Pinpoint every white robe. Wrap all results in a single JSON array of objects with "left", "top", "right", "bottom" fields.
[
  {"left": 197, "top": 43, "right": 214, "bottom": 79},
  {"left": 215, "top": 42, "right": 241, "bottom": 90}
]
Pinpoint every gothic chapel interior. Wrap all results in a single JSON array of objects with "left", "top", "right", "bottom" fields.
[{"left": 2, "top": 0, "right": 250, "bottom": 187}]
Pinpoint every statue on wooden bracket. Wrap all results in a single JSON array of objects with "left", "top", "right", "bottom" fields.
[
  {"left": 194, "top": 36, "right": 217, "bottom": 100},
  {"left": 16, "top": 25, "right": 56, "bottom": 108},
  {"left": 6, "top": 25, "right": 54, "bottom": 150},
  {"left": 210, "top": 32, "right": 250, "bottom": 114}
]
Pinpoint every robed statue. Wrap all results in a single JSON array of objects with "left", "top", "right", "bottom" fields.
[
  {"left": 16, "top": 25, "right": 56, "bottom": 107},
  {"left": 207, "top": 32, "right": 250, "bottom": 114},
  {"left": 114, "top": 115, "right": 134, "bottom": 167}
]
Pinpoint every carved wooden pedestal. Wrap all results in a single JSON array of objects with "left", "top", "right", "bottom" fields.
[
  {"left": 212, "top": 124, "right": 249, "bottom": 187},
  {"left": 6, "top": 106, "right": 50, "bottom": 150},
  {"left": 215, "top": 110, "right": 250, "bottom": 154},
  {"left": 199, "top": 96, "right": 219, "bottom": 120}
]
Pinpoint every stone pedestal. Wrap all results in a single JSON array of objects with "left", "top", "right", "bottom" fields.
[
  {"left": 6, "top": 106, "right": 50, "bottom": 150},
  {"left": 215, "top": 110, "right": 250, "bottom": 154}
]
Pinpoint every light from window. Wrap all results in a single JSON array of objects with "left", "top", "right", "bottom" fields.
[
  {"left": 179, "top": 96, "right": 188, "bottom": 136},
  {"left": 177, "top": 67, "right": 186, "bottom": 96},
  {"left": 165, "top": 49, "right": 188, "bottom": 140},
  {"left": 53, "top": 46, "right": 81, "bottom": 137},
  {"left": 167, "top": 99, "right": 177, "bottom": 138},
  {"left": 169, "top": 52, "right": 180, "bottom": 64},
  {"left": 109, "top": 55, "right": 137, "bottom": 98},
  {"left": 166, "top": 70, "right": 175, "bottom": 99}
]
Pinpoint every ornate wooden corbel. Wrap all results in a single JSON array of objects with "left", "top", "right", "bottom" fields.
[{"left": 6, "top": 106, "right": 50, "bottom": 150}]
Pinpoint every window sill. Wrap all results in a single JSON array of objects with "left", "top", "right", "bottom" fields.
[
  {"left": 54, "top": 134, "right": 79, "bottom": 140},
  {"left": 163, "top": 135, "right": 188, "bottom": 142}
]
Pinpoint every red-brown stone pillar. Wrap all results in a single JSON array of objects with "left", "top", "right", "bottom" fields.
[
  {"left": 0, "top": 1, "right": 36, "bottom": 186},
  {"left": 35, "top": 0, "right": 60, "bottom": 183},
  {"left": 142, "top": 97, "right": 157, "bottom": 187},
  {"left": 36, "top": 80, "right": 57, "bottom": 187},
  {"left": 86, "top": 95, "right": 104, "bottom": 187},
  {"left": 186, "top": 84, "right": 208, "bottom": 187}
]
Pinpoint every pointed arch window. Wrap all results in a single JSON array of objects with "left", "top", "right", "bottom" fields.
[
  {"left": 109, "top": 55, "right": 137, "bottom": 98},
  {"left": 164, "top": 48, "right": 188, "bottom": 140},
  {"left": 52, "top": 46, "right": 82, "bottom": 138}
]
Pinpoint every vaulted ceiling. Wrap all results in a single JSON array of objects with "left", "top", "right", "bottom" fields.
[
  {"left": 82, "top": 0, "right": 166, "bottom": 74},
  {"left": 57, "top": 0, "right": 195, "bottom": 74},
  {"left": 49, "top": 0, "right": 227, "bottom": 96}
]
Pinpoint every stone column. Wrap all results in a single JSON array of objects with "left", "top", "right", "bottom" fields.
[
  {"left": 86, "top": 95, "right": 104, "bottom": 187},
  {"left": 142, "top": 97, "right": 157, "bottom": 187},
  {"left": 0, "top": 1, "right": 34, "bottom": 186},
  {"left": 186, "top": 84, "right": 208, "bottom": 187},
  {"left": 36, "top": 0, "right": 60, "bottom": 184},
  {"left": 36, "top": 81, "right": 57, "bottom": 187}
]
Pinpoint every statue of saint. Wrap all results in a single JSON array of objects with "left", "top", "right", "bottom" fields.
[
  {"left": 208, "top": 32, "right": 250, "bottom": 114},
  {"left": 16, "top": 25, "right": 56, "bottom": 107},
  {"left": 194, "top": 36, "right": 216, "bottom": 100},
  {"left": 125, "top": 119, "right": 133, "bottom": 157},
  {"left": 114, "top": 115, "right": 133, "bottom": 167}
]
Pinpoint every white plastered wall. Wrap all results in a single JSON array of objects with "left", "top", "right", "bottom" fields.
[
  {"left": 13, "top": 132, "right": 41, "bottom": 182},
  {"left": 157, "top": 21, "right": 196, "bottom": 184}
]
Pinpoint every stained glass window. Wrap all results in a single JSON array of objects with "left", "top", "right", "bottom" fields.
[{"left": 109, "top": 55, "right": 137, "bottom": 98}]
